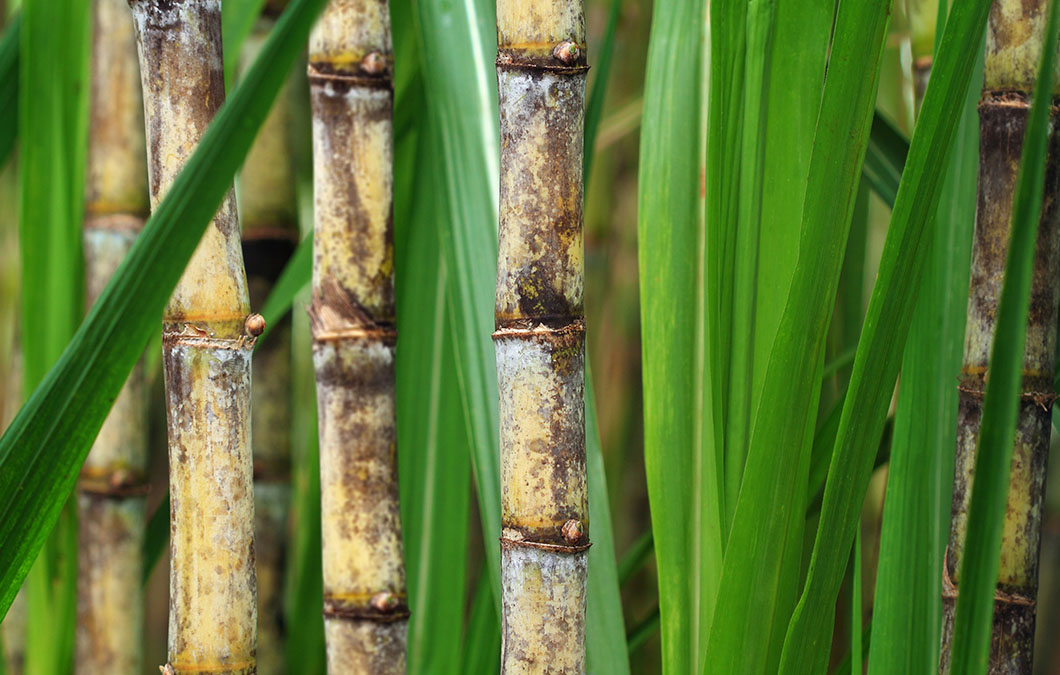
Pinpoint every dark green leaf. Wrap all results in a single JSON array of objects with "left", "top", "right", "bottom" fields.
[
  {"left": 864, "top": 111, "right": 909, "bottom": 208},
  {"left": 141, "top": 493, "right": 169, "bottom": 585},
  {"left": 0, "top": 15, "right": 19, "bottom": 166}
]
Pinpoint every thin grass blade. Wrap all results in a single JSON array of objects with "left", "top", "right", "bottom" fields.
[
  {"left": 586, "top": 375, "right": 629, "bottom": 674},
  {"left": 395, "top": 121, "right": 471, "bottom": 674},
  {"left": 411, "top": 0, "right": 503, "bottom": 609},
  {"left": 778, "top": 2, "right": 994, "bottom": 671},
  {"left": 583, "top": 0, "right": 621, "bottom": 186}
]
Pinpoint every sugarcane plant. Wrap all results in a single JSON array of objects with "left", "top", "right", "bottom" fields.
[
  {"left": 941, "top": 0, "right": 1060, "bottom": 671},
  {"left": 238, "top": 15, "right": 299, "bottom": 674},
  {"left": 130, "top": 0, "right": 259, "bottom": 672},
  {"left": 308, "top": 0, "right": 408, "bottom": 670},
  {"left": 494, "top": 1, "right": 590, "bottom": 671},
  {"left": 76, "top": 0, "right": 149, "bottom": 671}
]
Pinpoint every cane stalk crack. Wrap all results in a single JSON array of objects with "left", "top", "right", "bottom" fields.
[{"left": 309, "top": 0, "right": 408, "bottom": 671}]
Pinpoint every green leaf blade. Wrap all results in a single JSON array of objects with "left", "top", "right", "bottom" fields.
[
  {"left": 635, "top": 0, "right": 714, "bottom": 672},
  {"left": 867, "top": 39, "right": 981, "bottom": 675},
  {"left": 779, "top": 1, "right": 994, "bottom": 671}
]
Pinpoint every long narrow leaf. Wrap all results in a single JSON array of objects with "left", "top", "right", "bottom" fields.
[
  {"left": 867, "top": 37, "right": 981, "bottom": 675},
  {"left": 0, "top": 0, "right": 327, "bottom": 617},
  {"left": 636, "top": 0, "right": 713, "bottom": 671},
  {"left": 949, "top": 2, "right": 1060, "bottom": 671},
  {"left": 704, "top": 1, "right": 890, "bottom": 672},
  {"left": 779, "top": 2, "right": 994, "bottom": 671},
  {"left": 583, "top": 0, "right": 621, "bottom": 185},
  {"left": 396, "top": 118, "right": 471, "bottom": 674},
  {"left": 585, "top": 375, "right": 630, "bottom": 674}
]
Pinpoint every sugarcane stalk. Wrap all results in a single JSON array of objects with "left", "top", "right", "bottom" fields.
[
  {"left": 76, "top": 0, "right": 150, "bottom": 671},
  {"left": 494, "top": 2, "right": 589, "bottom": 672},
  {"left": 308, "top": 1, "right": 408, "bottom": 671},
  {"left": 238, "top": 15, "right": 298, "bottom": 675},
  {"left": 129, "top": 1, "right": 258, "bottom": 673},
  {"left": 941, "top": 2, "right": 1060, "bottom": 672}
]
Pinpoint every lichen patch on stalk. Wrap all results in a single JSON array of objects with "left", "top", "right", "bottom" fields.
[
  {"left": 164, "top": 342, "right": 256, "bottom": 675},
  {"left": 986, "top": 0, "right": 1060, "bottom": 93},
  {"left": 314, "top": 340, "right": 406, "bottom": 612},
  {"left": 310, "top": 85, "right": 395, "bottom": 326},
  {"left": 500, "top": 544, "right": 587, "bottom": 674},
  {"left": 495, "top": 0, "right": 589, "bottom": 669},
  {"left": 495, "top": 69, "right": 586, "bottom": 326},
  {"left": 132, "top": 0, "right": 250, "bottom": 339}
]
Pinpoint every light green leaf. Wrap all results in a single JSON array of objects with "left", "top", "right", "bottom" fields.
[
  {"left": 636, "top": 0, "right": 714, "bottom": 672},
  {"left": 19, "top": 1, "right": 90, "bottom": 671},
  {"left": 411, "top": 0, "right": 503, "bottom": 612}
]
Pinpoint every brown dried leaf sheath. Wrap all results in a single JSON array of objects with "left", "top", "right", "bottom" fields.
[
  {"left": 309, "top": 1, "right": 408, "bottom": 671},
  {"left": 494, "top": 0, "right": 589, "bottom": 672},
  {"left": 76, "top": 0, "right": 150, "bottom": 672},
  {"left": 130, "top": 1, "right": 256, "bottom": 673},
  {"left": 940, "top": 4, "right": 1060, "bottom": 666}
]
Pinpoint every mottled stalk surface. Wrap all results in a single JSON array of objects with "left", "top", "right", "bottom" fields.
[
  {"left": 76, "top": 0, "right": 150, "bottom": 672},
  {"left": 130, "top": 1, "right": 258, "bottom": 672},
  {"left": 308, "top": 1, "right": 408, "bottom": 671},
  {"left": 494, "top": 2, "right": 590, "bottom": 672},
  {"left": 941, "top": 2, "right": 1060, "bottom": 672},
  {"left": 238, "top": 17, "right": 299, "bottom": 674}
]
